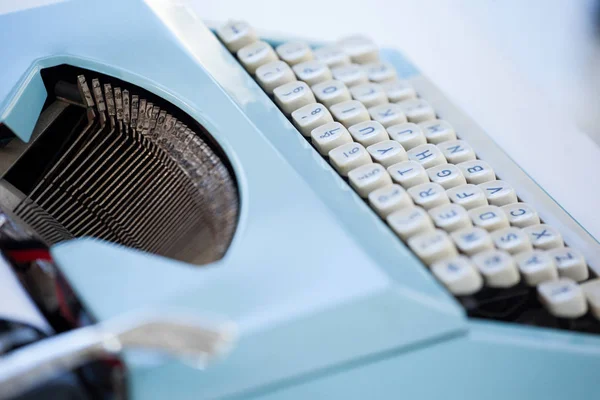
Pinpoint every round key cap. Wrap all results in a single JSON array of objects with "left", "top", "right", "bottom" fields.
[
  {"left": 397, "top": 98, "right": 436, "bottom": 123},
  {"left": 491, "top": 227, "right": 532, "bottom": 254},
  {"left": 311, "top": 122, "right": 352, "bottom": 155},
  {"left": 312, "top": 79, "right": 351, "bottom": 107},
  {"left": 538, "top": 278, "right": 588, "bottom": 318},
  {"left": 428, "top": 203, "right": 471, "bottom": 232},
  {"left": 523, "top": 224, "right": 563, "bottom": 250},
  {"left": 382, "top": 80, "right": 417, "bottom": 102},
  {"left": 437, "top": 140, "right": 476, "bottom": 164},
  {"left": 368, "top": 184, "right": 413, "bottom": 217},
  {"left": 419, "top": 120, "right": 456, "bottom": 144},
  {"left": 388, "top": 161, "right": 429, "bottom": 188},
  {"left": 331, "top": 64, "right": 369, "bottom": 87},
  {"left": 217, "top": 20, "right": 258, "bottom": 52},
  {"left": 368, "top": 103, "right": 407, "bottom": 128},
  {"left": 478, "top": 180, "right": 517, "bottom": 206},
  {"left": 237, "top": 40, "right": 278, "bottom": 74},
  {"left": 580, "top": 279, "right": 600, "bottom": 320},
  {"left": 350, "top": 83, "right": 387, "bottom": 108},
  {"left": 365, "top": 62, "right": 397, "bottom": 83},
  {"left": 407, "top": 144, "right": 447, "bottom": 169},
  {"left": 501, "top": 202, "right": 540, "bottom": 228},
  {"left": 348, "top": 120, "right": 389, "bottom": 146},
  {"left": 367, "top": 140, "right": 408, "bottom": 167},
  {"left": 408, "top": 182, "right": 450, "bottom": 210},
  {"left": 328, "top": 142, "right": 371, "bottom": 176},
  {"left": 387, "top": 122, "right": 427, "bottom": 150},
  {"left": 338, "top": 35, "right": 379, "bottom": 64},
  {"left": 472, "top": 249, "right": 520, "bottom": 288},
  {"left": 451, "top": 226, "right": 494, "bottom": 255},
  {"left": 255, "top": 61, "right": 296, "bottom": 93},
  {"left": 314, "top": 45, "right": 351, "bottom": 67},
  {"left": 457, "top": 160, "right": 495, "bottom": 184},
  {"left": 291, "top": 103, "right": 333, "bottom": 136},
  {"left": 514, "top": 250, "right": 558, "bottom": 286},
  {"left": 276, "top": 41, "right": 314, "bottom": 65},
  {"left": 274, "top": 81, "right": 315, "bottom": 115},
  {"left": 330, "top": 100, "right": 370, "bottom": 128},
  {"left": 387, "top": 206, "right": 435, "bottom": 239},
  {"left": 292, "top": 60, "right": 333, "bottom": 86},
  {"left": 447, "top": 184, "right": 488, "bottom": 210},
  {"left": 348, "top": 163, "right": 392, "bottom": 198},
  {"left": 432, "top": 256, "right": 484, "bottom": 296},
  {"left": 427, "top": 164, "right": 466, "bottom": 189},
  {"left": 408, "top": 229, "right": 458, "bottom": 265},
  {"left": 468, "top": 205, "right": 509, "bottom": 231},
  {"left": 547, "top": 247, "right": 589, "bottom": 282}
]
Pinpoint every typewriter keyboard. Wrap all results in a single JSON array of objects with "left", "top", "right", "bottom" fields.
[{"left": 216, "top": 21, "right": 600, "bottom": 332}]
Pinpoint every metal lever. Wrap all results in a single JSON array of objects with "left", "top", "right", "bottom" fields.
[{"left": 0, "top": 312, "right": 237, "bottom": 399}]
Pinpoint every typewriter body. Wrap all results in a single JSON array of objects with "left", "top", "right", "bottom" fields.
[{"left": 1, "top": 1, "right": 599, "bottom": 399}]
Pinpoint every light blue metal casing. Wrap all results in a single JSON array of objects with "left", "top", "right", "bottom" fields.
[{"left": 1, "top": 1, "right": 599, "bottom": 399}]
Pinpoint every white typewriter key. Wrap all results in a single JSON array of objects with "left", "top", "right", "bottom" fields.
[
  {"left": 398, "top": 98, "right": 436, "bottom": 123},
  {"left": 312, "top": 80, "right": 351, "bottom": 107},
  {"left": 350, "top": 83, "right": 387, "bottom": 108},
  {"left": 291, "top": 103, "right": 333, "bottom": 136},
  {"left": 331, "top": 64, "right": 369, "bottom": 87},
  {"left": 237, "top": 41, "right": 278, "bottom": 75},
  {"left": 276, "top": 41, "right": 314, "bottom": 65},
  {"left": 547, "top": 248, "right": 589, "bottom": 282},
  {"left": 426, "top": 164, "right": 466, "bottom": 190},
  {"left": 491, "top": 227, "right": 532, "bottom": 254},
  {"left": 311, "top": 122, "right": 353, "bottom": 155},
  {"left": 514, "top": 250, "right": 558, "bottom": 286},
  {"left": 382, "top": 80, "right": 417, "bottom": 103},
  {"left": 330, "top": 100, "right": 369, "bottom": 128},
  {"left": 365, "top": 62, "right": 397, "bottom": 83},
  {"left": 407, "top": 144, "right": 447, "bottom": 169},
  {"left": 451, "top": 227, "right": 494, "bottom": 255},
  {"left": 524, "top": 224, "right": 563, "bottom": 250},
  {"left": 387, "top": 206, "right": 435, "bottom": 239},
  {"left": 292, "top": 60, "right": 333, "bottom": 86},
  {"left": 367, "top": 140, "right": 408, "bottom": 167},
  {"left": 368, "top": 104, "right": 407, "bottom": 128},
  {"left": 437, "top": 140, "right": 476, "bottom": 164},
  {"left": 387, "top": 123, "right": 427, "bottom": 150},
  {"left": 328, "top": 142, "right": 371, "bottom": 176},
  {"left": 538, "top": 278, "right": 588, "bottom": 318},
  {"left": 472, "top": 250, "right": 520, "bottom": 288},
  {"left": 457, "top": 160, "right": 495, "bottom": 184},
  {"left": 217, "top": 20, "right": 258, "bottom": 52},
  {"left": 338, "top": 35, "right": 379, "bottom": 64},
  {"left": 447, "top": 184, "right": 488, "bottom": 210},
  {"left": 348, "top": 120, "right": 389, "bottom": 146},
  {"left": 408, "top": 182, "right": 450, "bottom": 210},
  {"left": 428, "top": 203, "right": 472, "bottom": 232},
  {"left": 432, "top": 256, "right": 484, "bottom": 296},
  {"left": 419, "top": 120, "right": 457, "bottom": 144},
  {"left": 255, "top": 61, "right": 296, "bottom": 93},
  {"left": 408, "top": 229, "right": 458, "bottom": 265},
  {"left": 580, "top": 279, "right": 600, "bottom": 319},
  {"left": 348, "top": 163, "right": 392, "bottom": 198},
  {"left": 387, "top": 161, "right": 429, "bottom": 188},
  {"left": 478, "top": 180, "right": 517, "bottom": 207},
  {"left": 368, "top": 184, "right": 413, "bottom": 217},
  {"left": 314, "top": 45, "right": 351, "bottom": 67},
  {"left": 468, "top": 205, "right": 509, "bottom": 232},
  {"left": 501, "top": 203, "right": 540, "bottom": 228},
  {"left": 273, "top": 81, "right": 315, "bottom": 115}
]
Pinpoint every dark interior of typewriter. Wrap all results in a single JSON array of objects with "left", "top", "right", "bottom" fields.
[{"left": 0, "top": 65, "right": 239, "bottom": 266}]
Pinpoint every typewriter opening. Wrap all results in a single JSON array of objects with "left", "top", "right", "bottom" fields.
[{"left": 0, "top": 65, "right": 239, "bottom": 265}]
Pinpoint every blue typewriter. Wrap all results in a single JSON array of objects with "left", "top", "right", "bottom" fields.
[{"left": 1, "top": 1, "right": 599, "bottom": 399}]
